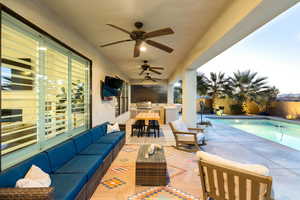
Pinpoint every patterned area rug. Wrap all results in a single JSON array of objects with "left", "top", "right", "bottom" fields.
[
  {"left": 101, "top": 177, "right": 126, "bottom": 190},
  {"left": 128, "top": 186, "right": 199, "bottom": 200},
  {"left": 167, "top": 164, "right": 187, "bottom": 178}
]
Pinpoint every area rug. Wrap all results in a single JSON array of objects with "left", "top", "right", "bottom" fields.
[
  {"left": 101, "top": 177, "right": 126, "bottom": 190},
  {"left": 110, "top": 166, "right": 129, "bottom": 174},
  {"left": 167, "top": 164, "right": 187, "bottom": 178},
  {"left": 128, "top": 186, "right": 199, "bottom": 200}
]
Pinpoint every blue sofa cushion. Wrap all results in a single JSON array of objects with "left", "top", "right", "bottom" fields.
[
  {"left": 96, "top": 131, "right": 125, "bottom": 145},
  {"left": 0, "top": 153, "right": 51, "bottom": 187},
  {"left": 107, "top": 131, "right": 125, "bottom": 140},
  {"left": 78, "top": 143, "right": 113, "bottom": 157},
  {"left": 73, "top": 131, "right": 92, "bottom": 153},
  {"left": 89, "top": 122, "right": 109, "bottom": 142},
  {"left": 46, "top": 140, "right": 76, "bottom": 172},
  {"left": 51, "top": 173, "right": 87, "bottom": 200},
  {"left": 55, "top": 155, "right": 102, "bottom": 179}
]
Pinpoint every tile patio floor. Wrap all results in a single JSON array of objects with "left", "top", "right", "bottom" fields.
[{"left": 92, "top": 116, "right": 300, "bottom": 200}]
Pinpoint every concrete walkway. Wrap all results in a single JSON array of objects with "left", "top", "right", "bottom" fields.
[{"left": 203, "top": 119, "right": 300, "bottom": 200}]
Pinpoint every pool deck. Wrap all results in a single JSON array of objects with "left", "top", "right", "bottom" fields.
[{"left": 203, "top": 116, "right": 300, "bottom": 200}]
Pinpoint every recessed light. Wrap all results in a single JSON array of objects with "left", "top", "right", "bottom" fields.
[
  {"left": 38, "top": 47, "right": 47, "bottom": 51},
  {"left": 140, "top": 46, "right": 146, "bottom": 52}
]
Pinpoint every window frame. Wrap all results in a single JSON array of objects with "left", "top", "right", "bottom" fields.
[{"left": 0, "top": 4, "right": 93, "bottom": 170}]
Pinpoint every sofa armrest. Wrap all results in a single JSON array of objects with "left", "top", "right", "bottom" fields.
[{"left": 0, "top": 187, "right": 54, "bottom": 200}]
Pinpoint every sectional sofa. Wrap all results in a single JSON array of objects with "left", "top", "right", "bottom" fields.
[{"left": 0, "top": 122, "right": 126, "bottom": 200}]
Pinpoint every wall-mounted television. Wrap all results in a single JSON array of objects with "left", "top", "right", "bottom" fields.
[
  {"left": 131, "top": 85, "right": 167, "bottom": 103},
  {"left": 105, "top": 76, "right": 123, "bottom": 89},
  {"left": 101, "top": 76, "right": 124, "bottom": 99}
]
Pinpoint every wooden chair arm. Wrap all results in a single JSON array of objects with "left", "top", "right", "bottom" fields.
[
  {"left": 174, "top": 131, "right": 197, "bottom": 136},
  {"left": 0, "top": 187, "right": 54, "bottom": 200},
  {"left": 188, "top": 128, "right": 204, "bottom": 132}
]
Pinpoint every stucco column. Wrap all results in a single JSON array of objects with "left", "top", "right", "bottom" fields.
[
  {"left": 167, "top": 83, "right": 174, "bottom": 104},
  {"left": 182, "top": 69, "right": 197, "bottom": 127}
]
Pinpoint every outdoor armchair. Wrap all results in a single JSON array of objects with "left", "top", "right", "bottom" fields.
[{"left": 169, "top": 120, "right": 206, "bottom": 152}]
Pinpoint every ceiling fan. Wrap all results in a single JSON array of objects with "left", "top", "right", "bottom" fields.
[
  {"left": 139, "top": 60, "right": 164, "bottom": 75},
  {"left": 100, "top": 21, "right": 174, "bottom": 57},
  {"left": 143, "top": 73, "right": 162, "bottom": 82}
]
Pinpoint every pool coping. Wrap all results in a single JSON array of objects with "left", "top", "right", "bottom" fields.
[{"left": 206, "top": 115, "right": 300, "bottom": 125}]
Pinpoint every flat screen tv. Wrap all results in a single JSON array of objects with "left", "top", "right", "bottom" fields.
[
  {"left": 131, "top": 85, "right": 167, "bottom": 103},
  {"left": 105, "top": 76, "right": 123, "bottom": 89}
]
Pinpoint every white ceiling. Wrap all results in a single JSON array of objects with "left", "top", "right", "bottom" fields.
[{"left": 43, "top": 0, "right": 230, "bottom": 80}]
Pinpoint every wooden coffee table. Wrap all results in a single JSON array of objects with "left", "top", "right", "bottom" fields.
[{"left": 135, "top": 144, "right": 167, "bottom": 186}]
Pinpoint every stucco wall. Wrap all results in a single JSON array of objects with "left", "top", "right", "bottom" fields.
[
  {"left": 0, "top": 0, "right": 130, "bottom": 126},
  {"left": 271, "top": 101, "right": 300, "bottom": 119},
  {"left": 197, "top": 97, "right": 260, "bottom": 114}
]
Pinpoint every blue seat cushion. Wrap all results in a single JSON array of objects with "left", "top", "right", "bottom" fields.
[
  {"left": 89, "top": 122, "right": 109, "bottom": 142},
  {"left": 55, "top": 155, "right": 102, "bottom": 179},
  {"left": 96, "top": 135, "right": 119, "bottom": 145},
  {"left": 51, "top": 173, "right": 87, "bottom": 200},
  {"left": 108, "top": 131, "right": 125, "bottom": 140},
  {"left": 78, "top": 143, "right": 113, "bottom": 157},
  {"left": 46, "top": 140, "right": 77, "bottom": 172},
  {"left": 0, "top": 152, "right": 51, "bottom": 187},
  {"left": 73, "top": 131, "right": 92, "bottom": 153},
  {"left": 96, "top": 131, "right": 124, "bottom": 145}
]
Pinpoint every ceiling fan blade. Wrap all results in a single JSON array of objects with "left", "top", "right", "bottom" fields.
[
  {"left": 149, "top": 68, "right": 162, "bottom": 75},
  {"left": 150, "top": 78, "right": 157, "bottom": 82},
  {"left": 134, "top": 40, "right": 142, "bottom": 57},
  {"left": 144, "top": 28, "right": 174, "bottom": 38},
  {"left": 139, "top": 69, "right": 146, "bottom": 75},
  {"left": 146, "top": 40, "right": 173, "bottom": 53},
  {"left": 151, "top": 67, "right": 164, "bottom": 70},
  {"left": 100, "top": 39, "right": 132, "bottom": 47},
  {"left": 106, "top": 24, "right": 132, "bottom": 35}
]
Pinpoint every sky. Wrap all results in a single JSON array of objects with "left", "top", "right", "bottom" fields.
[{"left": 198, "top": 3, "right": 300, "bottom": 94}]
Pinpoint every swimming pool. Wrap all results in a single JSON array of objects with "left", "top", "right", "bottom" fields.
[{"left": 209, "top": 118, "right": 300, "bottom": 151}]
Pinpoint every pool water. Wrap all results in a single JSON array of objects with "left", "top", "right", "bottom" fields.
[{"left": 210, "top": 118, "right": 300, "bottom": 151}]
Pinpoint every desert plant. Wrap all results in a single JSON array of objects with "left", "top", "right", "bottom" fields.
[
  {"left": 205, "top": 72, "right": 231, "bottom": 111},
  {"left": 256, "top": 86, "right": 279, "bottom": 114},
  {"left": 229, "top": 70, "right": 269, "bottom": 113}
]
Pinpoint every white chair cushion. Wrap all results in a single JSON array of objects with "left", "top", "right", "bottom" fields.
[
  {"left": 196, "top": 151, "right": 270, "bottom": 200},
  {"left": 171, "top": 120, "right": 189, "bottom": 132}
]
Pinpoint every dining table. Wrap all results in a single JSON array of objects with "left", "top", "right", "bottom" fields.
[{"left": 134, "top": 112, "right": 160, "bottom": 121}]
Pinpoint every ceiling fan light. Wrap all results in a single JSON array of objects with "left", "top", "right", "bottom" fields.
[{"left": 140, "top": 46, "right": 146, "bottom": 52}]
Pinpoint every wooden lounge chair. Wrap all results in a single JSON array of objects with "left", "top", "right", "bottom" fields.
[
  {"left": 169, "top": 120, "right": 205, "bottom": 152},
  {"left": 197, "top": 151, "right": 274, "bottom": 200}
]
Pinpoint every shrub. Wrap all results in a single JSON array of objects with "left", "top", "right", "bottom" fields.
[{"left": 230, "top": 104, "right": 245, "bottom": 115}]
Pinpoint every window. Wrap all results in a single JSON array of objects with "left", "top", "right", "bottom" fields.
[
  {"left": 115, "top": 82, "right": 129, "bottom": 117},
  {"left": 0, "top": 11, "right": 91, "bottom": 170}
]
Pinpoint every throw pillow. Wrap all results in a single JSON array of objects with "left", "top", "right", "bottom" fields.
[
  {"left": 107, "top": 122, "right": 120, "bottom": 134},
  {"left": 16, "top": 165, "right": 51, "bottom": 188}
]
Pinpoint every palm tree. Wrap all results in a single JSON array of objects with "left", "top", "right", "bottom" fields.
[
  {"left": 229, "top": 70, "right": 270, "bottom": 112},
  {"left": 197, "top": 73, "right": 208, "bottom": 96},
  {"left": 256, "top": 86, "right": 279, "bottom": 113},
  {"left": 205, "top": 72, "right": 231, "bottom": 110}
]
